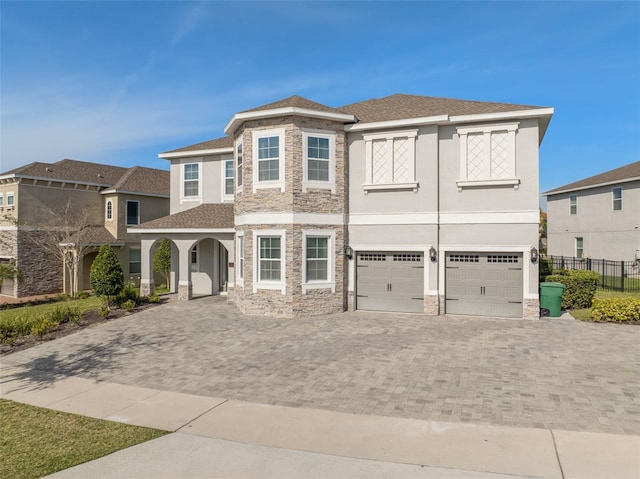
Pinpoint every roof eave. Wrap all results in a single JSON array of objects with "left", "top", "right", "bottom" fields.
[
  {"left": 345, "top": 115, "right": 449, "bottom": 132},
  {"left": 224, "top": 107, "right": 356, "bottom": 135},
  {"left": 450, "top": 108, "right": 554, "bottom": 144},
  {"left": 128, "top": 227, "right": 235, "bottom": 234},
  {"left": 543, "top": 176, "right": 640, "bottom": 196},
  {"left": 159, "top": 147, "right": 234, "bottom": 159},
  {"left": 101, "top": 189, "right": 170, "bottom": 198}
]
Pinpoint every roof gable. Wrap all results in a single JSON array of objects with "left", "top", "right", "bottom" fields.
[{"left": 544, "top": 161, "right": 640, "bottom": 195}]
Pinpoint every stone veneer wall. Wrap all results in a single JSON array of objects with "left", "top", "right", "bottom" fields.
[
  {"left": 0, "top": 229, "right": 18, "bottom": 296},
  {"left": 16, "top": 229, "right": 63, "bottom": 297},
  {"left": 523, "top": 298, "right": 540, "bottom": 320},
  {"left": 232, "top": 116, "right": 348, "bottom": 318}
]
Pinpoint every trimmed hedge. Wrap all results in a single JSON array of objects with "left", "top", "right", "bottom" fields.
[
  {"left": 591, "top": 298, "right": 640, "bottom": 322},
  {"left": 545, "top": 269, "right": 600, "bottom": 310}
]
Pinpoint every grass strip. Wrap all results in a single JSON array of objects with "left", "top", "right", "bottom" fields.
[{"left": 0, "top": 399, "right": 167, "bottom": 479}]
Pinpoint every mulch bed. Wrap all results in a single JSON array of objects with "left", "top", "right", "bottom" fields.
[{"left": 0, "top": 301, "right": 164, "bottom": 356}]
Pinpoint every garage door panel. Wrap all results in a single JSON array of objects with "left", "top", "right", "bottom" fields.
[
  {"left": 446, "top": 252, "right": 523, "bottom": 318},
  {"left": 356, "top": 252, "right": 424, "bottom": 313}
]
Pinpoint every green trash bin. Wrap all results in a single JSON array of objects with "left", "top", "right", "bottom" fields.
[{"left": 540, "top": 282, "right": 565, "bottom": 317}]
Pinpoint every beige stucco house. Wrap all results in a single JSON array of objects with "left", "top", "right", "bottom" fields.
[
  {"left": 545, "top": 161, "right": 640, "bottom": 261},
  {"left": 131, "top": 94, "right": 553, "bottom": 319},
  {"left": 0, "top": 159, "right": 169, "bottom": 298}
]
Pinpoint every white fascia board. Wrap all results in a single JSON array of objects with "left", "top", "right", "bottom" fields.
[
  {"left": 1, "top": 174, "right": 107, "bottom": 188},
  {"left": 349, "top": 212, "right": 438, "bottom": 225},
  {"left": 224, "top": 107, "right": 356, "bottom": 135},
  {"left": 543, "top": 176, "right": 640, "bottom": 196},
  {"left": 449, "top": 108, "right": 554, "bottom": 123},
  {"left": 440, "top": 210, "right": 539, "bottom": 224},
  {"left": 0, "top": 225, "right": 18, "bottom": 231},
  {"left": 128, "top": 228, "right": 236, "bottom": 234},
  {"left": 235, "top": 213, "right": 344, "bottom": 226},
  {"left": 158, "top": 147, "right": 234, "bottom": 160},
  {"left": 100, "top": 190, "right": 170, "bottom": 198},
  {"left": 345, "top": 115, "right": 449, "bottom": 132},
  {"left": 0, "top": 174, "right": 17, "bottom": 182}
]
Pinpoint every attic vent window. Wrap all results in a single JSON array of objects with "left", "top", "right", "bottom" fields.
[
  {"left": 98, "top": 174, "right": 104, "bottom": 178},
  {"left": 45, "top": 167, "right": 53, "bottom": 172}
]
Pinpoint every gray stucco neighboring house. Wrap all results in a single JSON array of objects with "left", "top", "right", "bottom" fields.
[
  {"left": 544, "top": 161, "right": 640, "bottom": 262},
  {"left": 130, "top": 94, "right": 553, "bottom": 320},
  {"left": 0, "top": 159, "right": 170, "bottom": 298}
]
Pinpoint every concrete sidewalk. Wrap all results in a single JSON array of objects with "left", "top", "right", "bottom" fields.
[{"left": 2, "top": 368, "right": 638, "bottom": 479}]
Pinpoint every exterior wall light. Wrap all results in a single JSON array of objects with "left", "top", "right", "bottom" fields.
[
  {"left": 531, "top": 247, "right": 539, "bottom": 263},
  {"left": 344, "top": 245, "right": 353, "bottom": 259},
  {"left": 429, "top": 246, "right": 437, "bottom": 262}
]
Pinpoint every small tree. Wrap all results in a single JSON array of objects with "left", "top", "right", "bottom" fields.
[
  {"left": 90, "top": 245, "right": 124, "bottom": 300},
  {"left": 153, "top": 239, "right": 172, "bottom": 287}
]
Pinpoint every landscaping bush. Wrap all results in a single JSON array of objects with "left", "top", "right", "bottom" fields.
[
  {"left": 121, "top": 299, "right": 136, "bottom": 311},
  {"left": 146, "top": 293, "right": 161, "bottom": 304},
  {"left": 30, "top": 316, "right": 59, "bottom": 338},
  {"left": 116, "top": 280, "right": 140, "bottom": 307},
  {"left": 0, "top": 314, "right": 33, "bottom": 343},
  {"left": 545, "top": 270, "right": 600, "bottom": 310},
  {"left": 49, "top": 304, "right": 82, "bottom": 324},
  {"left": 90, "top": 245, "right": 124, "bottom": 299},
  {"left": 591, "top": 298, "right": 640, "bottom": 322},
  {"left": 538, "top": 257, "right": 553, "bottom": 282}
]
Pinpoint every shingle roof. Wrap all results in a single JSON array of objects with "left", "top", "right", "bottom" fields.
[
  {"left": 104, "top": 166, "right": 169, "bottom": 196},
  {"left": 240, "top": 95, "right": 348, "bottom": 115},
  {"left": 544, "top": 161, "right": 640, "bottom": 195},
  {"left": 0, "top": 159, "right": 169, "bottom": 196},
  {"left": 79, "top": 226, "right": 122, "bottom": 245},
  {"left": 164, "top": 136, "right": 233, "bottom": 154},
  {"left": 134, "top": 204, "right": 234, "bottom": 230},
  {"left": 338, "top": 94, "right": 545, "bottom": 123}
]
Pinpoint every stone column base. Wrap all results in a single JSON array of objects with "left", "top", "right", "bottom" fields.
[
  {"left": 524, "top": 298, "right": 540, "bottom": 320},
  {"left": 424, "top": 295, "right": 439, "bottom": 315},
  {"left": 140, "top": 280, "right": 154, "bottom": 297},
  {"left": 178, "top": 282, "right": 192, "bottom": 301},
  {"left": 347, "top": 291, "right": 355, "bottom": 311}
]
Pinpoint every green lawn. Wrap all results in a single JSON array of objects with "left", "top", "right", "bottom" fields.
[
  {"left": 598, "top": 275, "right": 640, "bottom": 292},
  {"left": 0, "top": 399, "right": 167, "bottom": 479},
  {"left": 0, "top": 296, "right": 102, "bottom": 321},
  {"left": 571, "top": 290, "right": 640, "bottom": 321}
]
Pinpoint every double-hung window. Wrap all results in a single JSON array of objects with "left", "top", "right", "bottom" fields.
[
  {"left": 457, "top": 123, "right": 520, "bottom": 190},
  {"left": 302, "top": 130, "right": 335, "bottom": 193},
  {"left": 0, "top": 195, "right": 4, "bottom": 207},
  {"left": 363, "top": 130, "right": 418, "bottom": 192},
  {"left": 126, "top": 201, "right": 139, "bottom": 225},
  {"left": 576, "top": 237, "right": 584, "bottom": 259},
  {"left": 253, "top": 230, "right": 285, "bottom": 293},
  {"left": 236, "top": 140, "right": 243, "bottom": 189},
  {"left": 302, "top": 230, "right": 335, "bottom": 293},
  {"left": 612, "top": 187, "right": 622, "bottom": 211},
  {"left": 223, "top": 159, "right": 234, "bottom": 198},
  {"left": 570, "top": 195, "right": 577, "bottom": 215},
  {"left": 252, "top": 128, "right": 285, "bottom": 192},
  {"left": 183, "top": 163, "right": 200, "bottom": 199},
  {"left": 6, "top": 193, "right": 14, "bottom": 207},
  {"left": 129, "top": 249, "right": 141, "bottom": 274}
]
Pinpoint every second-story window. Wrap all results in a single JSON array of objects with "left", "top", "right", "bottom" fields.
[
  {"left": 612, "top": 187, "right": 622, "bottom": 211},
  {"left": 6, "top": 193, "right": 14, "bottom": 207},
  {"left": 126, "top": 200, "right": 139, "bottom": 225},
  {"left": 183, "top": 163, "right": 200, "bottom": 197},
  {"left": 252, "top": 128, "right": 285, "bottom": 192},
  {"left": 302, "top": 129, "right": 336, "bottom": 194},
  {"left": 224, "top": 160, "right": 234, "bottom": 196},
  {"left": 236, "top": 141, "right": 243, "bottom": 188},
  {"left": 106, "top": 200, "right": 113, "bottom": 221},
  {"left": 0, "top": 195, "right": 4, "bottom": 207},
  {"left": 570, "top": 195, "right": 577, "bottom": 215},
  {"left": 363, "top": 130, "right": 418, "bottom": 192},
  {"left": 307, "top": 137, "right": 330, "bottom": 181}
]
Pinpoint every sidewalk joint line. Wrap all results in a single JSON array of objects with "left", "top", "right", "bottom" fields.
[
  {"left": 177, "top": 398, "right": 229, "bottom": 432},
  {"left": 549, "top": 429, "right": 565, "bottom": 479}
]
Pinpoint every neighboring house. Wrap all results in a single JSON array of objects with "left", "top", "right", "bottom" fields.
[
  {"left": 544, "top": 161, "right": 640, "bottom": 262},
  {"left": 0, "top": 159, "right": 169, "bottom": 298},
  {"left": 130, "top": 94, "right": 553, "bottom": 319}
]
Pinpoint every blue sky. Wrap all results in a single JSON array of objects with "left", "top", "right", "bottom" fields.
[{"left": 1, "top": 1, "right": 639, "bottom": 196}]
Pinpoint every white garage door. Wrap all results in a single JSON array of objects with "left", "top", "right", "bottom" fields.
[
  {"left": 445, "top": 252, "right": 523, "bottom": 318},
  {"left": 356, "top": 252, "right": 424, "bottom": 313}
]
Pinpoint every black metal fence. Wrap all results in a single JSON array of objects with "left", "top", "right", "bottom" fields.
[{"left": 545, "top": 255, "right": 640, "bottom": 292}]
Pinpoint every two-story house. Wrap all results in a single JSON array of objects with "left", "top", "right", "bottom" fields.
[
  {"left": 131, "top": 94, "right": 553, "bottom": 319},
  {"left": 0, "top": 159, "right": 169, "bottom": 298},
  {"left": 544, "top": 161, "right": 640, "bottom": 261}
]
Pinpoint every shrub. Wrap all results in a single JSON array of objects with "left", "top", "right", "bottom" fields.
[
  {"left": 591, "top": 298, "right": 640, "bottom": 322},
  {"left": 545, "top": 270, "right": 600, "bottom": 310},
  {"left": 116, "top": 281, "right": 140, "bottom": 307},
  {"left": 146, "top": 293, "right": 161, "bottom": 304},
  {"left": 538, "top": 257, "right": 553, "bottom": 282},
  {"left": 121, "top": 299, "right": 136, "bottom": 311},
  {"left": 30, "top": 316, "right": 59, "bottom": 338},
  {"left": 99, "top": 304, "right": 111, "bottom": 318},
  {"left": 0, "top": 314, "right": 32, "bottom": 343},
  {"left": 74, "top": 291, "right": 90, "bottom": 299},
  {"left": 90, "top": 245, "right": 124, "bottom": 299}
]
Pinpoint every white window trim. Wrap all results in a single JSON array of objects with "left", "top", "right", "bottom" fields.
[
  {"left": 5, "top": 192, "right": 15, "bottom": 209},
  {"left": 570, "top": 194, "right": 577, "bottom": 215},
  {"left": 252, "top": 128, "right": 286, "bottom": 193},
  {"left": 575, "top": 237, "right": 584, "bottom": 259},
  {"left": 302, "top": 129, "right": 336, "bottom": 194},
  {"left": 612, "top": 187, "right": 622, "bottom": 211},
  {"left": 221, "top": 157, "right": 235, "bottom": 201},
  {"left": 106, "top": 200, "right": 113, "bottom": 221},
  {"left": 362, "top": 129, "right": 419, "bottom": 193},
  {"left": 126, "top": 200, "right": 140, "bottom": 226},
  {"left": 236, "top": 233, "right": 244, "bottom": 287},
  {"left": 129, "top": 248, "right": 141, "bottom": 275},
  {"left": 0, "top": 193, "right": 4, "bottom": 208},
  {"left": 235, "top": 137, "right": 244, "bottom": 193},
  {"left": 181, "top": 159, "right": 202, "bottom": 203},
  {"left": 302, "top": 229, "right": 335, "bottom": 294},
  {"left": 456, "top": 122, "right": 520, "bottom": 190},
  {"left": 253, "top": 229, "right": 286, "bottom": 294}
]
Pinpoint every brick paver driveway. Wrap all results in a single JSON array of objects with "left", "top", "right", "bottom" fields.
[{"left": 3, "top": 296, "right": 639, "bottom": 435}]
